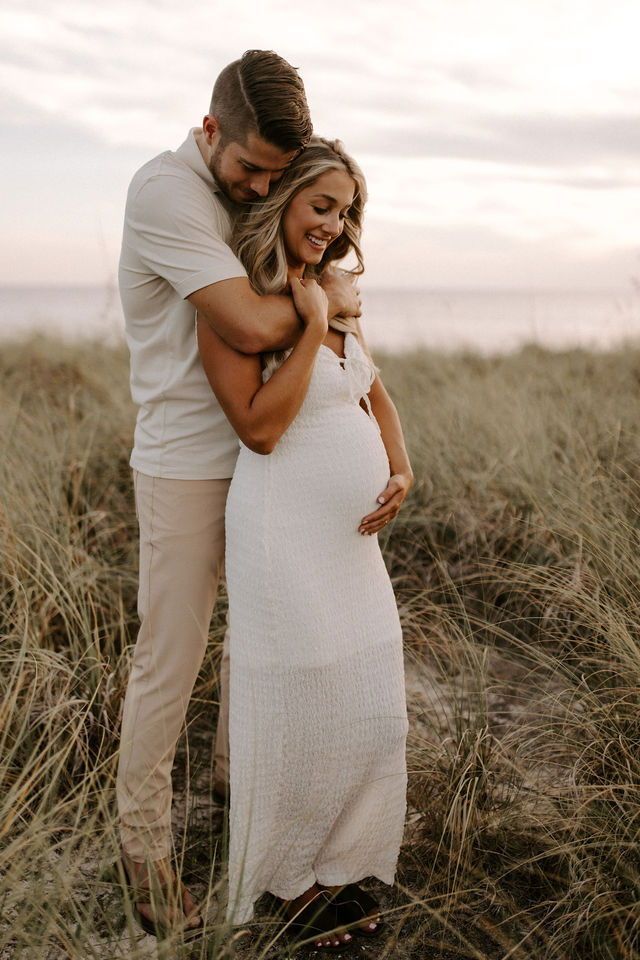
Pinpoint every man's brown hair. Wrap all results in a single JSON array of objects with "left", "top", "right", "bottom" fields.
[{"left": 209, "top": 49, "right": 312, "bottom": 152}]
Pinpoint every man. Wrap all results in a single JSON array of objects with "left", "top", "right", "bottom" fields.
[{"left": 115, "top": 49, "right": 361, "bottom": 936}]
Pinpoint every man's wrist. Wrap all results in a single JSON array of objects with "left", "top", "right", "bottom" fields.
[{"left": 325, "top": 290, "right": 345, "bottom": 320}]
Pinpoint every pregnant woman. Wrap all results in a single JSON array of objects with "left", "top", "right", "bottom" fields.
[{"left": 196, "top": 137, "right": 413, "bottom": 950}]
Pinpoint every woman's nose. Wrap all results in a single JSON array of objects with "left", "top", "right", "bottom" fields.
[{"left": 324, "top": 213, "right": 341, "bottom": 237}]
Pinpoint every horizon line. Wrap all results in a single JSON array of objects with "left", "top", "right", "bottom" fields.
[{"left": 0, "top": 282, "right": 636, "bottom": 296}]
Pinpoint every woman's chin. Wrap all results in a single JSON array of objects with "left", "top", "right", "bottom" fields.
[{"left": 288, "top": 246, "right": 324, "bottom": 268}]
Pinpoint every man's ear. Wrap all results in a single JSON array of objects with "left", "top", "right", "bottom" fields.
[{"left": 202, "top": 115, "right": 220, "bottom": 142}]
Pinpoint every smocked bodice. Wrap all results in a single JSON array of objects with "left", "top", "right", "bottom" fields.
[{"left": 261, "top": 332, "right": 380, "bottom": 432}]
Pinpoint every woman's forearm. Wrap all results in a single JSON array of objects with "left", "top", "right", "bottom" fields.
[
  {"left": 196, "top": 280, "right": 328, "bottom": 456},
  {"left": 244, "top": 325, "right": 326, "bottom": 453},
  {"left": 351, "top": 316, "right": 413, "bottom": 481},
  {"left": 369, "top": 380, "right": 413, "bottom": 478}
]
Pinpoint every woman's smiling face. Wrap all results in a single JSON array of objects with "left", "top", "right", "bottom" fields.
[{"left": 282, "top": 168, "right": 356, "bottom": 270}]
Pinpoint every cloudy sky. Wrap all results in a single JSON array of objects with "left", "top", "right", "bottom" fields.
[{"left": 2, "top": 0, "right": 639, "bottom": 290}]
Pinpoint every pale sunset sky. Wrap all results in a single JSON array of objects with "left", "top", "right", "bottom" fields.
[{"left": 1, "top": 0, "right": 639, "bottom": 291}]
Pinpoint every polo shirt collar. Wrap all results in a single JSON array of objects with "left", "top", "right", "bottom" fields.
[{"left": 175, "top": 127, "right": 221, "bottom": 193}]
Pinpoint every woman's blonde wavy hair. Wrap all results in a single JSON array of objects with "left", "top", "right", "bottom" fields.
[{"left": 230, "top": 136, "right": 367, "bottom": 297}]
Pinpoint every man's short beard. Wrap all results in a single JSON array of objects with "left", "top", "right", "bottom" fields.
[{"left": 208, "top": 141, "right": 233, "bottom": 200}]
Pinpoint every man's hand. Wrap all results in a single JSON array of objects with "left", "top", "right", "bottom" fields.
[
  {"left": 358, "top": 472, "right": 414, "bottom": 535},
  {"left": 320, "top": 268, "right": 362, "bottom": 319}
]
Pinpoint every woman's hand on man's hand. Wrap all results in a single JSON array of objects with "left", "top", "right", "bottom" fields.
[
  {"left": 290, "top": 277, "right": 329, "bottom": 335},
  {"left": 358, "top": 472, "right": 414, "bottom": 535}
]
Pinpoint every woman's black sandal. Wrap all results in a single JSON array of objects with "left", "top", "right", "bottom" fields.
[
  {"left": 282, "top": 890, "right": 351, "bottom": 950},
  {"left": 116, "top": 854, "right": 204, "bottom": 941},
  {"left": 329, "top": 883, "right": 385, "bottom": 938}
]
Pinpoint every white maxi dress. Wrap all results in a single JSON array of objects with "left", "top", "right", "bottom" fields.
[{"left": 224, "top": 331, "right": 409, "bottom": 924}]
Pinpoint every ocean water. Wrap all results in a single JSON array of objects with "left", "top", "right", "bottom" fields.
[{"left": 0, "top": 285, "right": 638, "bottom": 354}]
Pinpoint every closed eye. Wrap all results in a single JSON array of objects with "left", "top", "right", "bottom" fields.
[{"left": 313, "top": 206, "right": 329, "bottom": 215}]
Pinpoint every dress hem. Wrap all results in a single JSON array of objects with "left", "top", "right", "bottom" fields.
[{"left": 227, "top": 864, "right": 399, "bottom": 926}]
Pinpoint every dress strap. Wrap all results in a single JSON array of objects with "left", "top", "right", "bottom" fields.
[{"left": 341, "top": 338, "right": 382, "bottom": 434}]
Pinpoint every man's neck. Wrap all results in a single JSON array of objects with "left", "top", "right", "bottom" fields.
[{"left": 193, "top": 128, "right": 210, "bottom": 166}]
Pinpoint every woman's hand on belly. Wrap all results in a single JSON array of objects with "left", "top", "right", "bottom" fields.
[{"left": 357, "top": 471, "right": 414, "bottom": 536}]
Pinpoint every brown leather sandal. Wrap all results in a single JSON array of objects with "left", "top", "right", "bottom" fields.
[
  {"left": 116, "top": 854, "right": 204, "bottom": 940},
  {"left": 327, "top": 883, "right": 385, "bottom": 938},
  {"left": 281, "top": 890, "right": 351, "bottom": 950}
]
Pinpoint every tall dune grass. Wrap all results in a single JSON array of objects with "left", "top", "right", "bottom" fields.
[{"left": 1, "top": 336, "right": 639, "bottom": 959}]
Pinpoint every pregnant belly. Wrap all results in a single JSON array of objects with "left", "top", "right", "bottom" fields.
[{"left": 230, "top": 405, "right": 390, "bottom": 525}]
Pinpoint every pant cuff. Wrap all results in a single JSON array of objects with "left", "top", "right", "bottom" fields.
[{"left": 119, "top": 828, "right": 172, "bottom": 863}]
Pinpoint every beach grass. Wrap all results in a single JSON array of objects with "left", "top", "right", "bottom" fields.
[{"left": 1, "top": 336, "right": 639, "bottom": 959}]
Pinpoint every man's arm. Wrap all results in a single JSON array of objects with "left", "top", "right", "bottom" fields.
[
  {"left": 189, "top": 279, "right": 301, "bottom": 355},
  {"left": 189, "top": 269, "right": 362, "bottom": 356}
]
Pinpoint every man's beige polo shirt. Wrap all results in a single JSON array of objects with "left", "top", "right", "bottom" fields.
[{"left": 119, "top": 128, "right": 247, "bottom": 479}]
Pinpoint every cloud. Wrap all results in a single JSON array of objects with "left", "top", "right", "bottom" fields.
[
  {"left": 362, "top": 219, "right": 640, "bottom": 291},
  {"left": 2, "top": 0, "right": 640, "bottom": 290},
  {"left": 347, "top": 108, "right": 640, "bottom": 170},
  {"left": 441, "top": 63, "right": 521, "bottom": 92},
  {"left": 509, "top": 173, "right": 640, "bottom": 191}
]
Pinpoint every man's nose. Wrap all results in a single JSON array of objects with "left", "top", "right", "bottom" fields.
[{"left": 249, "top": 173, "right": 270, "bottom": 197}]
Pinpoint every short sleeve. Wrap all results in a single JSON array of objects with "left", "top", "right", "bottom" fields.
[{"left": 127, "top": 174, "right": 247, "bottom": 299}]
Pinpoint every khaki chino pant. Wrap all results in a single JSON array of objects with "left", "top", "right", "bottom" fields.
[{"left": 116, "top": 470, "right": 231, "bottom": 862}]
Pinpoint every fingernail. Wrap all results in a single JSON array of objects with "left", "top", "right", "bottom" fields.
[{"left": 377, "top": 497, "right": 385, "bottom": 503}]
